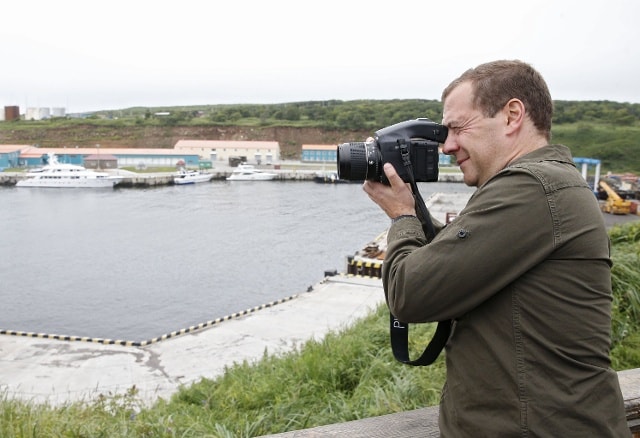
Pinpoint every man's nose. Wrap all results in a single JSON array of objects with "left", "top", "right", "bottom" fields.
[{"left": 442, "top": 135, "right": 458, "bottom": 154}]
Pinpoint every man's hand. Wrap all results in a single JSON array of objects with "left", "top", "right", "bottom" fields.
[{"left": 362, "top": 163, "right": 416, "bottom": 219}]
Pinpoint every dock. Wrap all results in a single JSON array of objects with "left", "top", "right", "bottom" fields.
[{"left": 0, "top": 167, "right": 465, "bottom": 187}]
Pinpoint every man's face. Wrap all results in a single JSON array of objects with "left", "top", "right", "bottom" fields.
[{"left": 441, "top": 82, "right": 507, "bottom": 187}]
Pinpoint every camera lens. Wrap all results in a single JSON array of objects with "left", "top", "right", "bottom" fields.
[{"left": 337, "top": 142, "right": 381, "bottom": 181}]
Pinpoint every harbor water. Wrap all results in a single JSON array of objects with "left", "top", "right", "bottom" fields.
[{"left": 0, "top": 180, "right": 474, "bottom": 341}]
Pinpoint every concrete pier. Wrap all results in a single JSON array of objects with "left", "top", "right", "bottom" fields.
[{"left": 0, "top": 275, "right": 384, "bottom": 406}]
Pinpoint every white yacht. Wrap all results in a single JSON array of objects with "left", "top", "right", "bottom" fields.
[
  {"left": 173, "top": 169, "right": 214, "bottom": 185},
  {"left": 226, "top": 164, "right": 277, "bottom": 181},
  {"left": 16, "top": 154, "right": 124, "bottom": 188}
]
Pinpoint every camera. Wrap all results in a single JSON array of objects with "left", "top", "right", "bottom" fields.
[{"left": 336, "top": 118, "right": 448, "bottom": 184}]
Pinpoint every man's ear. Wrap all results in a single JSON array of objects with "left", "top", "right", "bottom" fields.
[{"left": 504, "top": 98, "right": 525, "bottom": 134}]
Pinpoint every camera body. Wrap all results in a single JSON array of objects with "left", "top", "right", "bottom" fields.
[{"left": 337, "top": 118, "right": 448, "bottom": 184}]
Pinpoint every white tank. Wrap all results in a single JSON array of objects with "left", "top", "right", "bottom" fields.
[{"left": 25, "top": 107, "right": 51, "bottom": 120}]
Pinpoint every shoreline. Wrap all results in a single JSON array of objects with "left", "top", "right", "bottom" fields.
[
  {"left": 0, "top": 275, "right": 384, "bottom": 406},
  {"left": 0, "top": 165, "right": 466, "bottom": 187}
]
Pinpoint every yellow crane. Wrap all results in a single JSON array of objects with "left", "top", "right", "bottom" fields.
[{"left": 598, "top": 180, "right": 632, "bottom": 215}]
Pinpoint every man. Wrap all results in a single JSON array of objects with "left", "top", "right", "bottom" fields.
[{"left": 363, "top": 60, "right": 629, "bottom": 437}]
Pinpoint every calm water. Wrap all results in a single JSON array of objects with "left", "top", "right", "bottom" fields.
[{"left": 0, "top": 180, "right": 470, "bottom": 340}]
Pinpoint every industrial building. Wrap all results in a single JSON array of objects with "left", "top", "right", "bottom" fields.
[
  {"left": 0, "top": 138, "right": 286, "bottom": 171},
  {"left": 0, "top": 145, "right": 200, "bottom": 171},
  {"left": 0, "top": 145, "right": 22, "bottom": 169},
  {"left": 301, "top": 144, "right": 336, "bottom": 162},
  {"left": 301, "top": 143, "right": 453, "bottom": 166},
  {"left": 174, "top": 140, "right": 280, "bottom": 165}
]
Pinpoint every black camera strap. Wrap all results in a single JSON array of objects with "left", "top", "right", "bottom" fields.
[
  {"left": 390, "top": 314, "right": 452, "bottom": 365},
  {"left": 387, "top": 142, "right": 452, "bottom": 366}
]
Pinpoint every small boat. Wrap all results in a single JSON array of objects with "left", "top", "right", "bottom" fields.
[
  {"left": 16, "top": 154, "right": 123, "bottom": 189},
  {"left": 173, "top": 169, "right": 214, "bottom": 185},
  {"left": 226, "top": 163, "right": 277, "bottom": 181}
]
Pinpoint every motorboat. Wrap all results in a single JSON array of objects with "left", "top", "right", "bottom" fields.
[
  {"left": 226, "top": 163, "right": 277, "bottom": 181},
  {"left": 173, "top": 169, "right": 214, "bottom": 185},
  {"left": 16, "top": 154, "right": 123, "bottom": 188}
]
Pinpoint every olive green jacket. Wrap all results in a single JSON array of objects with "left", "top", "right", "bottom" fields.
[{"left": 383, "top": 145, "right": 629, "bottom": 437}]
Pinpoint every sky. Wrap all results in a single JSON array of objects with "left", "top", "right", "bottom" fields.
[{"left": 1, "top": 0, "right": 639, "bottom": 114}]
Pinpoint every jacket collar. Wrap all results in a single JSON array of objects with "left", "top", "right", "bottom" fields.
[{"left": 508, "top": 144, "right": 574, "bottom": 168}]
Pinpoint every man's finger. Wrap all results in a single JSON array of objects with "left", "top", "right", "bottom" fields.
[{"left": 383, "top": 163, "right": 404, "bottom": 187}]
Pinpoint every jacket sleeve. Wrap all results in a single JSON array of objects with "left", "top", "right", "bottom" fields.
[{"left": 382, "top": 171, "right": 556, "bottom": 322}]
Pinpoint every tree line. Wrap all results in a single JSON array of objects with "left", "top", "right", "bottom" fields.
[
  {"left": 129, "top": 100, "right": 640, "bottom": 173},
  {"left": 126, "top": 99, "right": 640, "bottom": 130}
]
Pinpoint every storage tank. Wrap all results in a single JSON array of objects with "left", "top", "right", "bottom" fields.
[
  {"left": 25, "top": 107, "right": 51, "bottom": 120},
  {"left": 4, "top": 106, "right": 19, "bottom": 121},
  {"left": 25, "top": 108, "right": 38, "bottom": 120},
  {"left": 51, "top": 107, "right": 66, "bottom": 117}
]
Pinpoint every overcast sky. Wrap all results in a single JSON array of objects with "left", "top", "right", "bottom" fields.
[{"left": 1, "top": 0, "right": 638, "bottom": 114}]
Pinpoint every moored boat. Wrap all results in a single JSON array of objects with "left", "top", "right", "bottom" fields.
[
  {"left": 173, "top": 169, "right": 214, "bottom": 185},
  {"left": 226, "top": 164, "right": 277, "bottom": 181},
  {"left": 16, "top": 154, "right": 123, "bottom": 188}
]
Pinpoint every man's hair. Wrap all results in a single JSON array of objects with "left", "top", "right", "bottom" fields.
[{"left": 441, "top": 60, "right": 553, "bottom": 140}]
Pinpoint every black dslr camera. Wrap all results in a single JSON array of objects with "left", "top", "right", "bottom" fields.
[{"left": 336, "top": 118, "right": 448, "bottom": 184}]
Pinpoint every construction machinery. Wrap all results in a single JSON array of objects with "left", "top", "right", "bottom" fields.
[{"left": 598, "top": 180, "right": 632, "bottom": 215}]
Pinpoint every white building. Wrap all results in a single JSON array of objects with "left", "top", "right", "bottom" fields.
[{"left": 174, "top": 140, "right": 280, "bottom": 165}]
